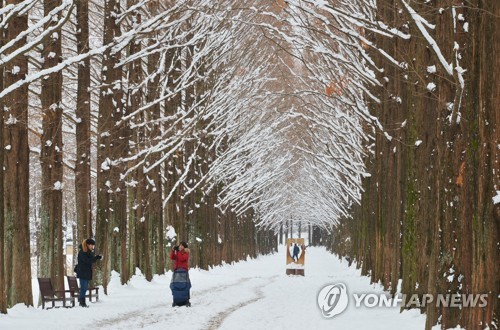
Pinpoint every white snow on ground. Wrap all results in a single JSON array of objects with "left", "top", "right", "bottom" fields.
[{"left": 0, "top": 246, "right": 426, "bottom": 330}]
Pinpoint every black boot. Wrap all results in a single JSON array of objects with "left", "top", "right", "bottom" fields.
[{"left": 80, "top": 299, "right": 88, "bottom": 308}]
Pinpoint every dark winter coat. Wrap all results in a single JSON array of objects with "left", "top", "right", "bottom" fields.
[{"left": 76, "top": 244, "right": 99, "bottom": 280}]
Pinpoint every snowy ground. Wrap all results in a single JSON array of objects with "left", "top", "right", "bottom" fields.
[{"left": 0, "top": 246, "right": 426, "bottom": 330}]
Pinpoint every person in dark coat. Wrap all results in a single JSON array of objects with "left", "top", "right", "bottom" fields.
[
  {"left": 76, "top": 238, "right": 102, "bottom": 307},
  {"left": 292, "top": 243, "right": 300, "bottom": 262}
]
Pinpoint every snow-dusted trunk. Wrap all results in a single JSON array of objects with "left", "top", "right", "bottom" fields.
[
  {"left": 128, "top": 113, "right": 145, "bottom": 278},
  {"left": 109, "top": 53, "right": 127, "bottom": 280},
  {"left": 206, "top": 187, "right": 219, "bottom": 266},
  {"left": 185, "top": 41, "right": 202, "bottom": 268},
  {"left": 135, "top": 149, "right": 151, "bottom": 281},
  {"left": 164, "top": 49, "right": 181, "bottom": 240},
  {"left": 96, "top": 0, "right": 122, "bottom": 292},
  {"left": 420, "top": 3, "right": 499, "bottom": 327},
  {"left": 196, "top": 108, "right": 219, "bottom": 269},
  {"left": 0, "top": 15, "right": 5, "bottom": 313},
  {"left": 126, "top": 183, "right": 135, "bottom": 282},
  {"left": 125, "top": 3, "right": 150, "bottom": 281},
  {"left": 164, "top": 47, "right": 184, "bottom": 253},
  {"left": 3, "top": 0, "right": 32, "bottom": 308},
  {"left": 145, "top": 43, "right": 164, "bottom": 276},
  {"left": 182, "top": 39, "right": 196, "bottom": 250},
  {"left": 135, "top": 117, "right": 153, "bottom": 281},
  {"left": 464, "top": 0, "right": 499, "bottom": 327},
  {"left": 124, "top": 119, "right": 144, "bottom": 282},
  {"left": 109, "top": 147, "right": 127, "bottom": 277},
  {"left": 117, "top": 0, "right": 141, "bottom": 285},
  {"left": 39, "top": 0, "right": 65, "bottom": 294},
  {"left": 74, "top": 0, "right": 92, "bottom": 243}
]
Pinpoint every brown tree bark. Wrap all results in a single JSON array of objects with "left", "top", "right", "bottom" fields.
[
  {"left": 164, "top": 47, "right": 183, "bottom": 267},
  {"left": 464, "top": 1, "right": 500, "bottom": 327},
  {"left": 96, "top": 0, "right": 122, "bottom": 292},
  {"left": 0, "top": 11, "right": 6, "bottom": 313},
  {"left": 108, "top": 32, "right": 127, "bottom": 282},
  {"left": 3, "top": 0, "right": 32, "bottom": 307},
  {"left": 75, "top": 0, "right": 92, "bottom": 244},
  {"left": 145, "top": 30, "right": 164, "bottom": 276},
  {"left": 39, "top": 0, "right": 65, "bottom": 294}
]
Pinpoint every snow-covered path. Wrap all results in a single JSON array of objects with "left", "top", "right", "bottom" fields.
[{"left": 0, "top": 246, "right": 426, "bottom": 329}]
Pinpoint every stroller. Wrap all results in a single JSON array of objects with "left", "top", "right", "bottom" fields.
[{"left": 170, "top": 268, "right": 191, "bottom": 307}]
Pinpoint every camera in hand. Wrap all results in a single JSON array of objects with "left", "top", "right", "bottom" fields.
[{"left": 174, "top": 245, "right": 179, "bottom": 251}]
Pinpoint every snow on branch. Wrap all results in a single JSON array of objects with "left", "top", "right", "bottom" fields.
[
  {"left": 0, "top": 0, "right": 74, "bottom": 68},
  {"left": 400, "top": 0, "right": 453, "bottom": 76}
]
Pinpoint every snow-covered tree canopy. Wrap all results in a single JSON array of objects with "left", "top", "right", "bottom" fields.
[
  {"left": 1, "top": 0, "right": 464, "bottom": 232},
  {"left": 203, "top": 1, "right": 379, "bottom": 230}
]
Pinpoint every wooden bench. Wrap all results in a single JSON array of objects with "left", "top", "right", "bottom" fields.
[
  {"left": 67, "top": 276, "right": 99, "bottom": 302},
  {"left": 38, "top": 278, "right": 75, "bottom": 309}
]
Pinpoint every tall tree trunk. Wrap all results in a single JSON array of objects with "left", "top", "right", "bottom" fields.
[
  {"left": 0, "top": 11, "right": 6, "bottom": 313},
  {"left": 39, "top": 0, "right": 65, "bottom": 294},
  {"left": 96, "top": 0, "right": 122, "bottom": 293},
  {"left": 279, "top": 224, "right": 283, "bottom": 245},
  {"left": 140, "top": 0, "right": 163, "bottom": 274},
  {"left": 123, "top": 0, "right": 142, "bottom": 282},
  {"left": 3, "top": 0, "right": 32, "bottom": 307},
  {"left": 75, "top": 0, "right": 92, "bottom": 244},
  {"left": 108, "top": 26, "right": 126, "bottom": 280},
  {"left": 465, "top": 1, "right": 499, "bottom": 327},
  {"left": 145, "top": 48, "right": 164, "bottom": 275},
  {"left": 126, "top": 184, "right": 136, "bottom": 282},
  {"left": 164, "top": 47, "right": 183, "bottom": 262}
]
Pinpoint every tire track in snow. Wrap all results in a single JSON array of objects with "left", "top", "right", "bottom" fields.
[
  {"left": 93, "top": 276, "right": 254, "bottom": 328},
  {"left": 205, "top": 275, "right": 279, "bottom": 330}
]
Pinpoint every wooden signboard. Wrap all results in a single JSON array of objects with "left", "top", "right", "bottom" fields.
[{"left": 286, "top": 238, "right": 305, "bottom": 276}]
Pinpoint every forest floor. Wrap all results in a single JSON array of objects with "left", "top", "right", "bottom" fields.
[{"left": 1, "top": 246, "right": 427, "bottom": 329}]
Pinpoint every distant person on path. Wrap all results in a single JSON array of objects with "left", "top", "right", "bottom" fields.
[
  {"left": 170, "top": 241, "right": 190, "bottom": 270},
  {"left": 76, "top": 238, "right": 102, "bottom": 307}
]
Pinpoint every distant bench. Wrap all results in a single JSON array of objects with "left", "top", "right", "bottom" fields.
[{"left": 37, "top": 278, "right": 75, "bottom": 309}]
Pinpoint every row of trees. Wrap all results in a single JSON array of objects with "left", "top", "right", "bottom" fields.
[
  {"left": 1, "top": 0, "right": 496, "bottom": 328},
  {"left": 219, "top": 0, "right": 497, "bottom": 328},
  {"left": 296, "top": 0, "right": 499, "bottom": 328},
  {"left": 0, "top": 0, "right": 378, "bottom": 313},
  {"left": 0, "top": 0, "right": 286, "bottom": 312}
]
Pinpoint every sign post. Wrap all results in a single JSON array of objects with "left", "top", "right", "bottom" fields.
[{"left": 285, "top": 238, "right": 305, "bottom": 276}]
